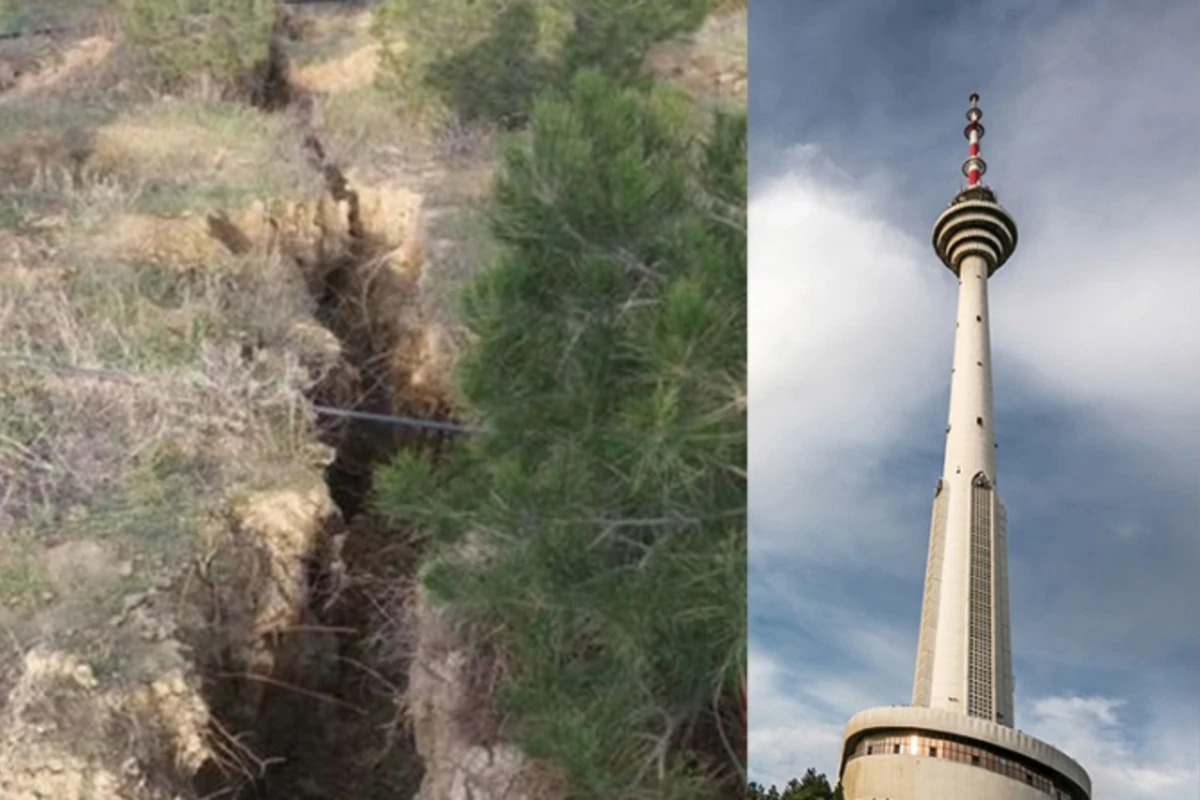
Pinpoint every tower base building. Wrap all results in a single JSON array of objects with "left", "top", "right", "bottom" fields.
[{"left": 838, "top": 707, "right": 1090, "bottom": 800}]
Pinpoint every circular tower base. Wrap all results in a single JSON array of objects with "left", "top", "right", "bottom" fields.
[{"left": 837, "top": 707, "right": 1091, "bottom": 800}]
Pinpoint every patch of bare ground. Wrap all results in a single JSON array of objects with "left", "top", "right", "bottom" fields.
[
  {"left": 290, "top": 41, "right": 383, "bottom": 95},
  {"left": 406, "top": 538, "right": 569, "bottom": 800},
  {"left": 648, "top": 8, "right": 747, "bottom": 109},
  {"left": 0, "top": 648, "right": 213, "bottom": 800},
  {"left": 0, "top": 34, "right": 115, "bottom": 99}
]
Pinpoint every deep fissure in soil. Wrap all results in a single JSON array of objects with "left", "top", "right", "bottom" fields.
[{"left": 193, "top": 164, "right": 453, "bottom": 798}]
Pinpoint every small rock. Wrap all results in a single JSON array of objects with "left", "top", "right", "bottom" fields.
[
  {"left": 27, "top": 214, "right": 67, "bottom": 231},
  {"left": 117, "top": 561, "right": 134, "bottom": 578},
  {"left": 72, "top": 664, "right": 98, "bottom": 688},
  {"left": 122, "top": 592, "right": 148, "bottom": 613}
]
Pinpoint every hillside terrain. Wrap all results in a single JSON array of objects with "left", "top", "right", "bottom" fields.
[{"left": 0, "top": 2, "right": 745, "bottom": 798}]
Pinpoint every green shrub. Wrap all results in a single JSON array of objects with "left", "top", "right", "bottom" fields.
[
  {"left": 748, "top": 770, "right": 845, "bottom": 800},
  {"left": 0, "top": 0, "right": 110, "bottom": 35},
  {"left": 558, "top": 0, "right": 710, "bottom": 84},
  {"left": 375, "top": 70, "right": 746, "bottom": 798},
  {"left": 421, "top": 1, "right": 554, "bottom": 129},
  {"left": 373, "top": 0, "right": 718, "bottom": 127},
  {"left": 116, "top": 0, "right": 276, "bottom": 92},
  {"left": 371, "top": 0, "right": 559, "bottom": 125}
]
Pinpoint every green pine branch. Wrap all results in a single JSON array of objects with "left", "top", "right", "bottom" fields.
[{"left": 375, "top": 67, "right": 745, "bottom": 798}]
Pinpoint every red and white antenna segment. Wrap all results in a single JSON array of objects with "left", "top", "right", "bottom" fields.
[{"left": 962, "top": 92, "right": 987, "bottom": 186}]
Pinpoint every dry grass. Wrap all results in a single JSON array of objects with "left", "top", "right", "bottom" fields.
[
  {"left": 291, "top": 41, "right": 383, "bottom": 95},
  {"left": 289, "top": 3, "right": 375, "bottom": 45},
  {"left": 0, "top": 156, "right": 325, "bottom": 666},
  {"left": 286, "top": 6, "right": 384, "bottom": 96},
  {"left": 85, "top": 100, "right": 316, "bottom": 213},
  {"left": 647, "top": 7, "right": 746, "bottom": 110},
  {"left": 0, "top": 0, "right": 113, "bottom": 34},
  {"left": 0, "top": 96, "right": 316, "bottom": 240},
  {"left": 316, "top": 84, "right": 423, "bottom": 164},
  {"left": 2, "top": 34, "right": 115, "bottom": 98},
  {"left": 0, "top": 35, "right": 432, "bottom": 687}
]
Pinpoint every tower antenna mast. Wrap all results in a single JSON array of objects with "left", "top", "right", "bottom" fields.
[{"left": 963, "top": 92, "right": 986, "bottom": 187}]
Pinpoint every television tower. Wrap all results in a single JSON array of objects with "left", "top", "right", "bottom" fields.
[{"left": 835, "top": 95, "right": 1092, "bottom": 800}]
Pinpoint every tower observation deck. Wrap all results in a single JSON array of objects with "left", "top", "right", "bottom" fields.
[{"left": 834, "top": 94, "right": 1092, "bottom": 800}]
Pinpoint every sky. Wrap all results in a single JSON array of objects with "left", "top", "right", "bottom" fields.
[{"left": 747, "top": 1, "right": 1200, "bottom": 798}]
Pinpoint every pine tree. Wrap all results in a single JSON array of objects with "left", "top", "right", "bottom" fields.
[
  {"left": 375, "top": 0, "right": 720, "bottom": 127},
  {"left": 376, "top": 69, "right": 746, "bottom": 798},
  {"left": 747, "top": 769, "right": 844, "bottom": 800}
]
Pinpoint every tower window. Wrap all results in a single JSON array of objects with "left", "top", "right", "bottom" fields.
[
  {"left": 893, "top": 744, "right": 901, "bottom": 754},
  {"left": 977, "top": 361, "right": 983, "bottom": 366},
  {"left": 976, "top": 416, "right": 983, "bottom": 426},
  {"left": 976, "top": 315, "right": 982, "bottom": 321},
  {"left": 972, "top": 755, "right": 980, "bottom": 766},
  {"left": 929, "top": 746, "right": 937, "bottom": 757}
]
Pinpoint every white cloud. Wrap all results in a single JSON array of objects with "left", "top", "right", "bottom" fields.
[
  {"left": 1022, "top": 695, "right": 1200, "bottom": 799},
  {"left": 748, "top": 580, "right": 918, "bottom": 787},
  {"left": 747, "top": 647, "right": 846, "bottom": 789},
  {"left": 752, "top": 568, "right": 916, "bottom": 681},
  {"left": 748, "top": 159, "right": 949, "bottom": 566},
  {"left": 990, "top": 0, "right": 1200, "bottom": 459}
]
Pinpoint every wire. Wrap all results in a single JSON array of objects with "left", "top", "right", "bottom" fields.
[
  {"left": 310, "top": 404, "right": 484, "bottom": 435},
  {"left": 0, "top": 355, "right": 483, "bottom": 436}
]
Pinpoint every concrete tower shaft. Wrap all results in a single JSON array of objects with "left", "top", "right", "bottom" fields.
[{"left": 910, "top": 244, "right": 1015, "bottom": 727}]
